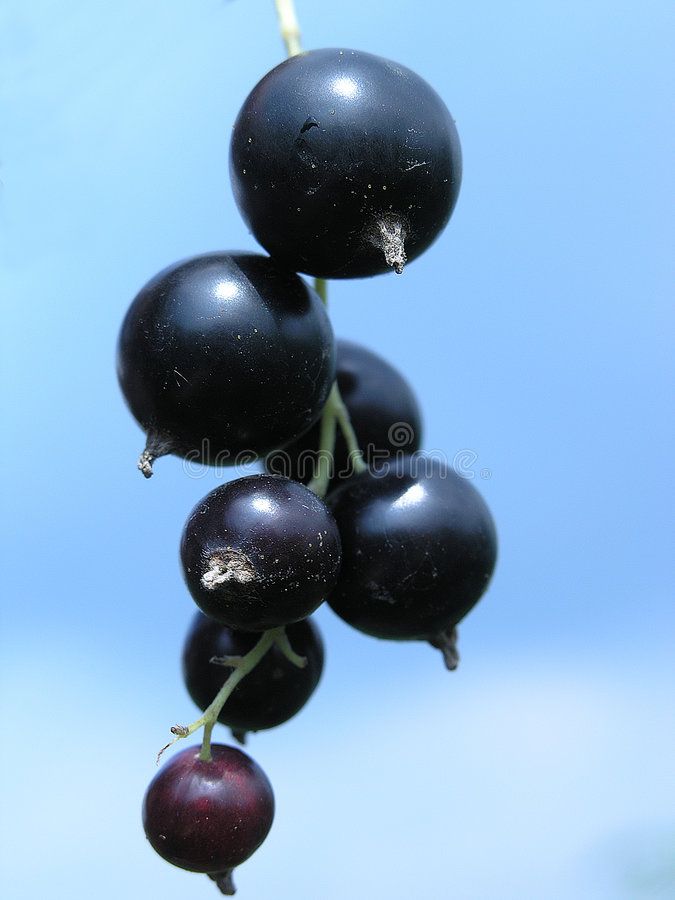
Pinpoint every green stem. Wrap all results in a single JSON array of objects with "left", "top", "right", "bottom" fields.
[
  {"left": 307, "top": 279, "right": 368, "bottom": 497},
  {"left": 275, "top": 628, "right": 308, "bottom": 668},
  {"left": 158, "top": 627, "right": 308, "bottom": 764},
  {"left": 196, "top": 628, "right": 277, "bottom": 761},
  {"left": 200, "top": 720, "right": 216, "bottom": 759},
  {"left": 333, "top": 386, "right": 368, "bottom": 476},
  {"left": 307, "top": 383, "right": 368, "bottom": 497},
  {"left": 307, "top": 384, "right": 339, "bottom": 498},
  {"left": 274, "top": 0, "right": 302, "bottom": 56}
]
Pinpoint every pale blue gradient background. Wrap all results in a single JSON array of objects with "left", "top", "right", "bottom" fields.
[{"left": 1, "top": 1, "right": 674, "bottom": 898}]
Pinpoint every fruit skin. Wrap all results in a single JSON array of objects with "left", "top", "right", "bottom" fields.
[
  {"left": 181, "top": 475, "right": 341, "bottom": 631},
  {"left": 183, "top": 612, "right": 324, "bottom": 739},
  {"left": 327, "top": 456, "right": 497, "bottom": 644},
  {"left": 142, "top": 743, "right": 274, "bottom": 888},
  {"left": 230, "top": 48, "right": 462, "bottom": 278},
  {"left": 266, "top": 338, "right": 422, "bottom": 487},
  {"left": 116, "top": 252, "right": 335, "bottom": 470}
]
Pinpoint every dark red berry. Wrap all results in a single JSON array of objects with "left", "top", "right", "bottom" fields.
[
  {"left": 142, "top": 744, "right": 274, "bottom": 894},
  {"left": 180, "top": 475, "right": 342, "bottom": 630},
  {"left": 183, "top": 613, "right": 324, "bottom": 740}
]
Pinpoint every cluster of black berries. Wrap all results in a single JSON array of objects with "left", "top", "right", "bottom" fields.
[{"left": 118, "top": 49, "right": 497, "bottom": 895}]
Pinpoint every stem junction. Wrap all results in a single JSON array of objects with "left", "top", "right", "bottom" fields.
[{"left": 158, "top": 626, "right": 307, "bottom": 764}]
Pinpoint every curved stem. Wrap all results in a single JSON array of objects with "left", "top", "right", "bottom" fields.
[
  {"left": 200, "top": 719, "right": 217, "bottom": 759},
  {"left": 307, "top": 384, "right": 339, "bottom": 498},
  {"left": 307, "top": 383, "right": 368, "bottom": 497},
  {"left": 332, "top": 387, "right": 368, "bottom": 476},
  {"left": 158, "top": 626, "right": 310, "bottom": 764},
  {"left": 275, "top": 629, "right": 308, "bottom": 668},
  {"left": 274, "top": 0, "right": 302, "bottom": 56},
  {"left": 196, "top": 629, "right": 277, "bottom": 760},
  {"left": 305, "top": 298, "right": 369, "bottom": 495},
  {"left": 157, "top": 629, "right": 277, "bottom": 764}
]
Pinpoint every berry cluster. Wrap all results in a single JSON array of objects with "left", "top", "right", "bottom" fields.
[{"left": 117, "top": 10, "right": 496, "bottom": 895}]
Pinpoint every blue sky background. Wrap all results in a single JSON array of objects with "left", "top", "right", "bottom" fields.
[{"left": 1, "top": 1, "right": 674, "bottom": 897}]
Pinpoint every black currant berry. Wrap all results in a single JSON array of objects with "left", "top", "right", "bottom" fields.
[
  {"left": 230, "top": 48, "right": 462, "bottom": 278},
  {"left": 327, "top": 457, "right": 497, "bottom": 667},
  {"left": 181, "top": 475, "right": 341, "bottom": 631},
  {"left": 142, "top": 743, "right": 274, "bottom": 895},
  {"left": 117, "top": 252, "right": 335, "bottom": 476},
  {"left": 266, "top": 339, "right": 422, "bottom": 487},
  {"left": 183, "top": 613, "right": 324, "bottom": 741}
]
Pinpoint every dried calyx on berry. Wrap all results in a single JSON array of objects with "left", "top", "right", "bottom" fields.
[
  {"left": 117, "top": 253, "right": 335, "bottom": 477},
  {"left": 230, "top": 48, "right": 462, "bottom": 278}
]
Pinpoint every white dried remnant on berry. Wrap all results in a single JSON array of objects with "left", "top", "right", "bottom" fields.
[
  {"left": 370, "top": 216, "right": 407, "bottom": 274},
  {"left": 201, "top": 549, "right": 257, "bottom": 590}
]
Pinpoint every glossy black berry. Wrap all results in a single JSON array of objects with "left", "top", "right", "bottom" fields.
[
  {"left": 142, "top": 743, "right": 274, "bottom": 894},
  {"left": 183, "top": 613, "right": 324, "bottom": 741},
  {"left": 327, "top": 457, "right": 497, "bottom": 667},
  {"left": 266, "top": 339, "right": 422, "bottom": 487},
  {"left": 181, "top": 475, "right": 341, "bottom": 631},
  {"left": 117, "top": 252, "right": 335, "bottom": 476},
  {"left": 230, "top": 48, "right": 462, "bottom": 278}
]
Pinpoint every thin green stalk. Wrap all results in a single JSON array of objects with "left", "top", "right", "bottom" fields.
[
  {"left": 195, "top": 628, "right": 276, "bottom": 760},
  {"left": 274, "top": 629, "right": 309, "bottom": 668},
  {"left": 307, "top": 382, "right": 368, "bottom": 497},
  {"left": 159, "top": 629, "right": 277, "bottom": 763},
  {"left": 274, "top": 0, "right": 302, "bottom": 56},
  {"left": 307, "top": 384, "right": 339, "bottom": 497},
  {"left": 159, "top": 626, "right": 308, "bottom": 763},
  {"left": 333, "top": 387, "right": 368, "bottom": 476},
  {"left": 196, "top": 634, "right": 274, "bottom": 761}
]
